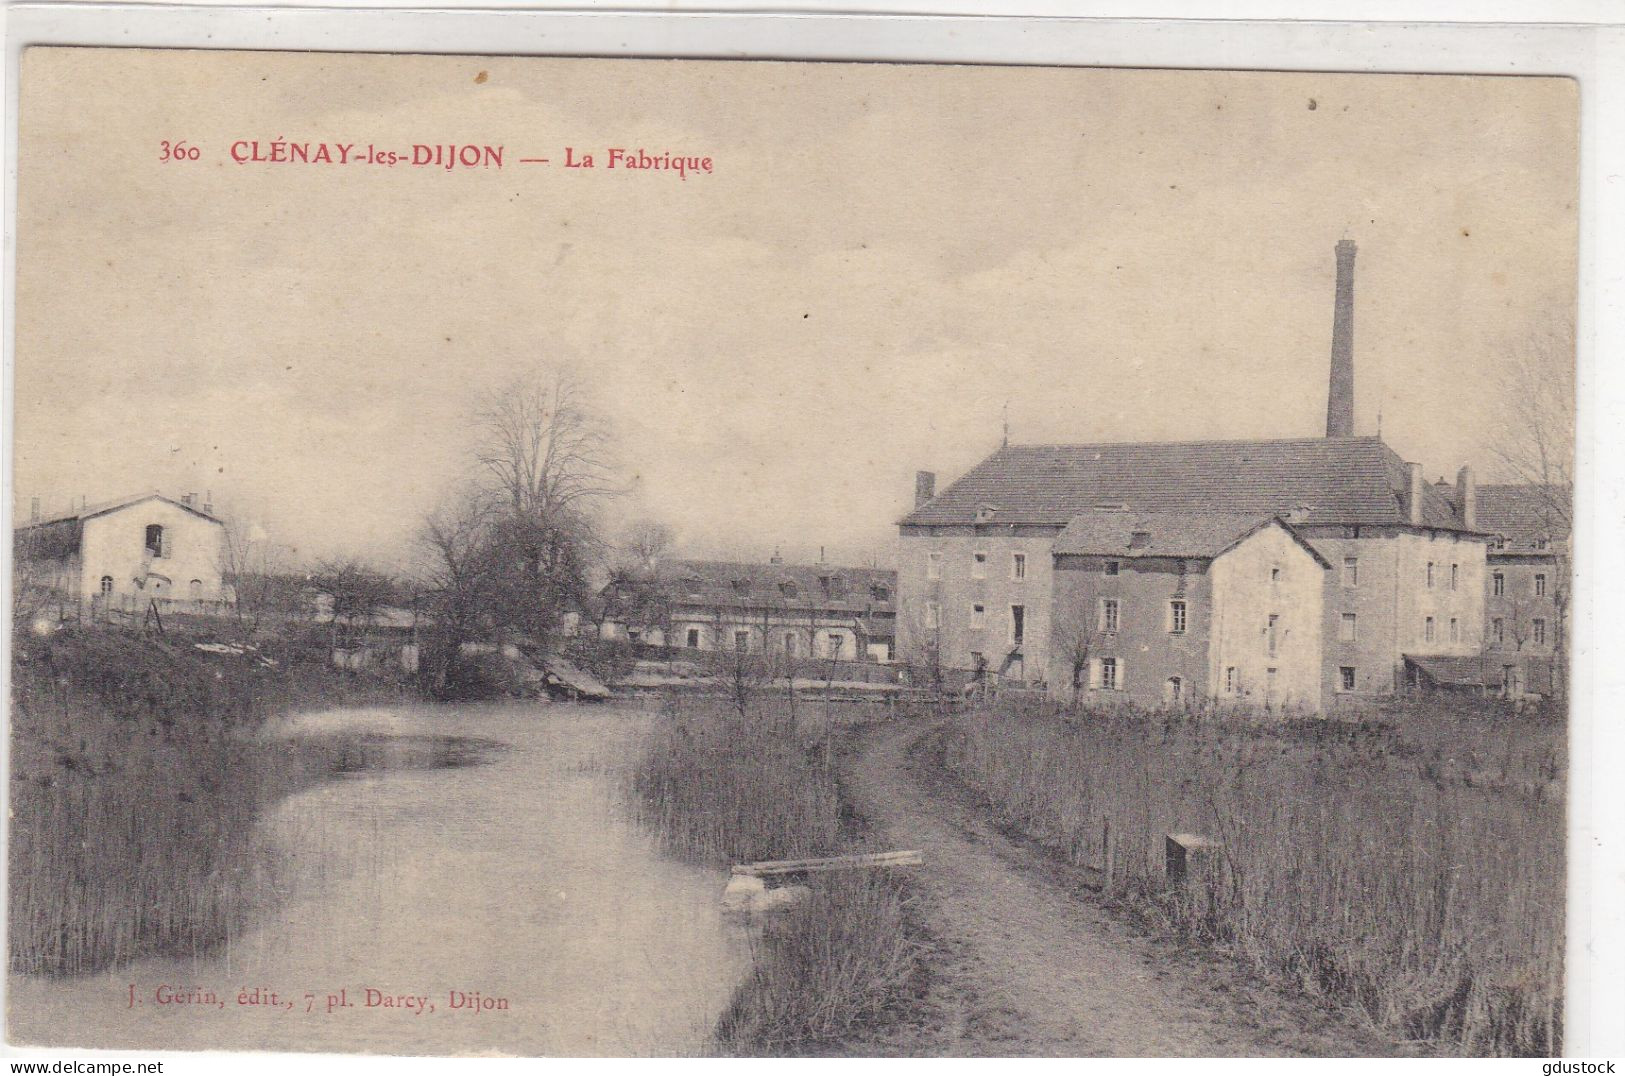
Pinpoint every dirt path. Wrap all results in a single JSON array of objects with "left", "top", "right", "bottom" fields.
[{"left": 840, "top": 718, "right": 1403, "bottom": 1057}]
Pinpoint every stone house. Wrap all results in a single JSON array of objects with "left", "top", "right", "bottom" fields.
[
  {"left": 1475, "top": 483, "right": 1570, "bottom": 697},
  {"left": 1048, "top": 510, "right": 1329, "bottom": 710},
  {"left": 13, "top": 492, "right": 232, "bottom": 620}
]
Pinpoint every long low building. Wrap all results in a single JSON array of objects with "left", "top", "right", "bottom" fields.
[{"left": 598, "top": 557, "right": 897, "bottom": 663}]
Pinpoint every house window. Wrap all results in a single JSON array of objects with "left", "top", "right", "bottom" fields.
[
  {"left": 1534, "top": 573, "right": 1547, "bottom": 597},
  {"left": 1100, "top": 598, "right": 1119, "bottom": 634},
  {"left": 1493, "top": 572, "right": 1505, "bottom": 596},
  {"left": 1010, "top": 605, "right": 1025, "bottom": 644},
  {"left": 971, "top": 552, "right": 987, "bottom": 580},
  {"left": 144, "top": 524, "right": 165, "bottom": 558},
  {"left": 189, "top": 579, "right": 202, "bottom": 598},
  {"left": 1449, "top": 618, "right": 1460, "bottom": 643},
  {"left": 970, "top": 652, "right": 986, "bottom": 678},
  {"left": 1450, "top": 564, "right": 1459, "bottom": 591},
  {"left": 827, "top": 634, "right": 844, "bottom": 658},
  {"left": 1225, "top": 666, "right": 1237, "bottom": 693},
  {"left": 1165, "top": 677, "right": 1184, "bottom": 705},
  {"left": 925, "top": 602, "right": 940, "bottom": 629},
  {"left": 1100, "top": 657, "right": 1118, "bottom": 690},
  {"left": 686, "top": 628, "right": 701, "bottom": 649},
  {"left": 926, "top": 553, "right": 942, "bottom": 581},
  {"left": 1533, "top": 618, "right": 1547, "bottom": 646},
  {"left": 1104, "top": 560, "right": 1120, "bottom": 576},
  {"left": 1340, "top": 613, "right": 1357, "bottom": 641},
  {"left": 1270, "top": 567, "right": 1281, "bottom": 584},
  {"left": 1168, "top": 600, "right": 1187, "bottom": 635},
  {"left": 1340, "top": 666, "right": 1356, "bottom": 692},
  {"left": 1424, "top": 616, "right": 1436, "bottom": 643},
  {"left": 784, "top": 633, "right": 797, "bottom": 655},
  {"left": 99, "top": 575, "right": 113, "bottom": 595},
  {"left": 970, "top": 603, "right": 986, "bottom": 629},
  {"left": 1342, "top": 557, "right": 1358, "bottom": 587},
  {"left": 1493, "top": 618, "right": 1504, "bottom": 644},
  {"left": 734, "top": 630, "right": 750, "bottom": 652},
  {"left": 1012, "top": 553, "right": 1026, "bottom": 581},
  {"left": 1426, "top": 562, "right": 1435, "bottom": 588},
  {"left": 1267, "top": 613, "right": 1279, "bottom": 657}
]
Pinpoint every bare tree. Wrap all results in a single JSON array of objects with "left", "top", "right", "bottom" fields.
[
  {"left": 310, "top": 557, "right": 398, "bottom": 651},
  {"left": 417, "top": 488, "right": 503, "bottom": 697},
  {"left": 618, "top": 519, "right": 674, "bottom": 574},
  {"left": 1490, "top": 313, "right": 1575, "bottom": 704},
  {"left": 472, "top": 372, "right": 622, "bottom": 647},
  {"left": 217, "top": 507, "right": 301, "bottom": 643}
]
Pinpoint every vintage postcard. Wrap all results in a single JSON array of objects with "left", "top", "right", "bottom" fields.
[{"left": 6, "top": 47, "right": 1576, "bottom": 1058}]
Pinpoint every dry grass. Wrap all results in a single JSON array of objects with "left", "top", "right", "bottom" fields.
[
  {"left": 936, "top": 696, "right": 1565, "bottom": 1056},
  {"left": 7, "top": 628, "right": 406, "bottom": 975},
  {"left": 631, "top": 696, "right": 921, "bottom": 1055}
]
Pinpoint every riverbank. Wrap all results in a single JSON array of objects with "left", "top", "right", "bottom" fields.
[
  {"left": 8, "top": 628, "right": 414, "bottom": 975},
  {"left": 630, "top": 697, "right": 927, "bottom": 1055}
]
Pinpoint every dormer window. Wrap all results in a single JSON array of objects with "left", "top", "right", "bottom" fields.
[
  {"left": 144, "top": 524, "right": 166, "bottom": 558},
  {"left": 1536, "top": 536, "right": 1551, "bottom": 551},
  {"left": 780, "top": 581, "right": 798, "bottom": 598},
  {"left": 1129, "top": 530, "right": 1151, "bottom": 550},
  {"left": 975, "top": 504, "right": 998, "bottom": 523}
]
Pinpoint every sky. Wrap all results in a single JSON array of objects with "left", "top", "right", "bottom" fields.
[{"left": 11, "top": 51, "right": 1577, "bottom": 572}]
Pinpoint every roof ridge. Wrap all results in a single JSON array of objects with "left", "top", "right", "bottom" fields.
[{"left": 1002, "top": 434, "right": 1385, "bottom": 452}]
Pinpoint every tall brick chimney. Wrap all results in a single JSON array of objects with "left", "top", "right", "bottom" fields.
[
  {"left": 914, "top": 471, "right": 936, "bottom": 509},
  {"left": 1325, "top": 239, "right": 1357, "bottom": 438},
  {"left": 1455, "top": 465, "right": 1477, "bottom": 530}
]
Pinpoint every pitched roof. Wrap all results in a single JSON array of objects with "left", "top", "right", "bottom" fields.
[
  {"left": 1476, "top": 484, "right": 1572, "bottom": 549},
  {"left": 902, "top": 437, "right": 1464, "bottom": 530},
  {"left": 15, "top": 491, "right": 222, "bottom": 531},
  {"left": 1053, "top": 510, "right": 1331, "bottom": 566},
  {"left": 653, "top": 559, "right": 897, "bottom": 615}
]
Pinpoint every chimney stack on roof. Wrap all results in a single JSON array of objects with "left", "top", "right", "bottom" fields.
[
  {"left": 1326, "top": 239, "right": 1357, "bottom": 438},
  {"left": 1407, "top": 462, "right": 1424, "bottom": 526},
  {"left": 1455, "top": 465, "right": 1477, "bottom": 530},
  {"left": 181, "top": 492, "right": 194, "bottom": 508},
  {"left": 914, "top": 470, "right": 936, "bottom": 509}
]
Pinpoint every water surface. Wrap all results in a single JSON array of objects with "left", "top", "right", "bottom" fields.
[{"left": 7, "top": 702, "right": 749, "bottom": 1056}]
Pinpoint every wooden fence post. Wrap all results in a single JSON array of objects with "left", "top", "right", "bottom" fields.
[{"left": 1102, "top": 816, "right": 1115, "bottom": 892}]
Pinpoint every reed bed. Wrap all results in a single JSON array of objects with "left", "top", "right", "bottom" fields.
[
  {"left": 935, "top": 698, "right": 1565, "bottom": 1056},
  {"left": 631, "top": 697, "right": 920, "bottom": 1054},
  {"left": 8, "top": 629, "right": 403, "bottom": 975}
]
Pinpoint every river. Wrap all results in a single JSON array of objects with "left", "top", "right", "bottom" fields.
[{"left": 5, "top": 702, "right": 752, "bottom": 1056}]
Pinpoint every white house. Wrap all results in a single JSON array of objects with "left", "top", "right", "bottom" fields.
[{"left": 14, "top": 492, "right": 233, "bottom": 618}]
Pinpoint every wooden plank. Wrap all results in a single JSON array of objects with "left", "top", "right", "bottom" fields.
[{"left": 733, "top": 850, "right": 924, "bottom": 877}]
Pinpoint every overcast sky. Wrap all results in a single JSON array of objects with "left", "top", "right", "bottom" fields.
[{"left": 12, "top": 51, "right": 1576, "bottom": 571}]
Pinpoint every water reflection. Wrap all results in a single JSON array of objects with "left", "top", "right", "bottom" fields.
[{"left": 7, "top": 703, "right": 750, "bottom": 1056}]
